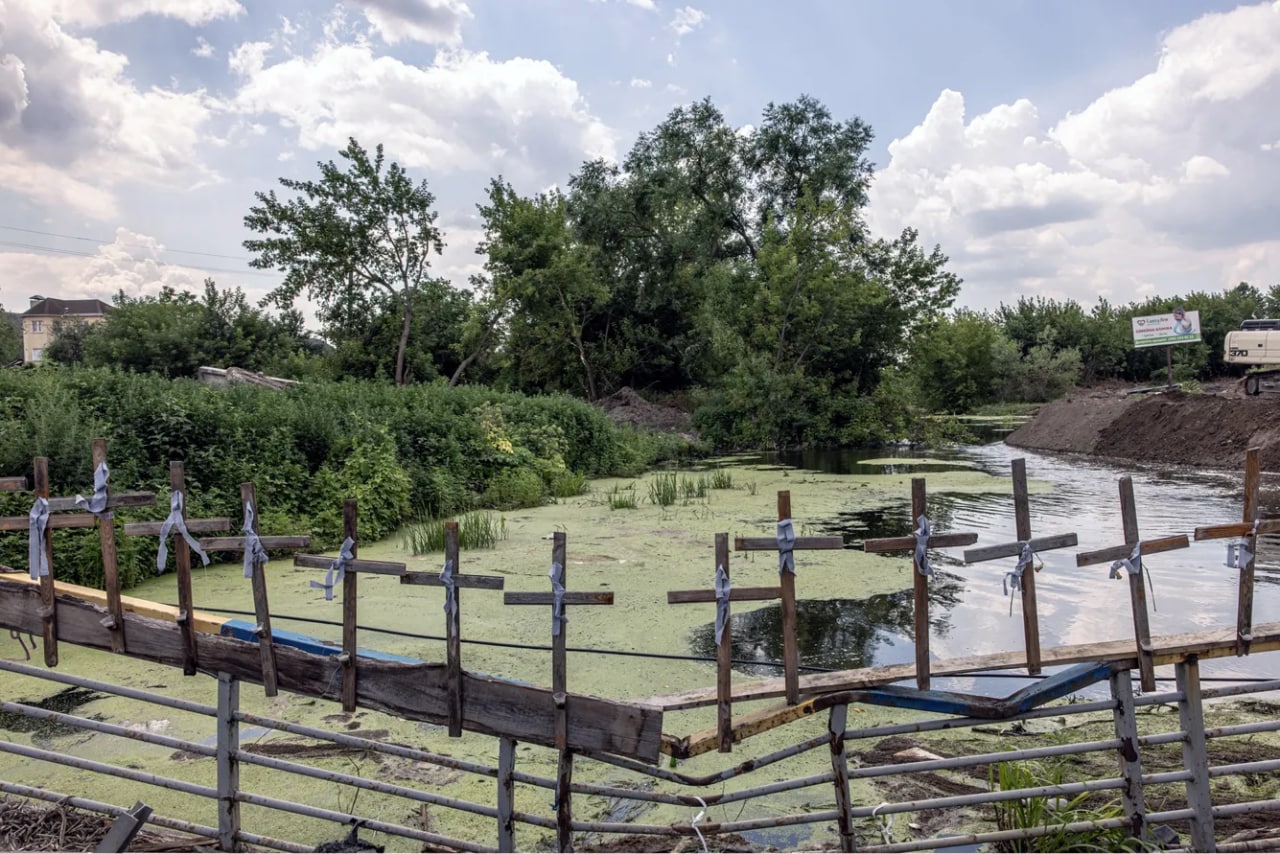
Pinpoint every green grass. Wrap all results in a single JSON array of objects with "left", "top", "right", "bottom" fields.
[
  {"left": 990, "top": 760, "right": 1134, "bottom": 852},
  {"left": 402, "top": 510, "right": 508, "bottom": 554},
  {"left": 709, "top": 469, "right": 734, "bottom": 490},
  {"left": 647, "top": 472, "right": 679, "bottom": 507},
  {"left": 606, "top": 484, "right": 638, "bottom": 510}
]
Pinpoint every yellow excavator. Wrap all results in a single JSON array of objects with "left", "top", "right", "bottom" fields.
[{"left": 1225, "top": 319, "right": 1280, "bottom": 394}]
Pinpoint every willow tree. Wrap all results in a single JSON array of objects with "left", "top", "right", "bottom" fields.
[{"left": 244, "top": 138, "right": 443, "bottom": 385}]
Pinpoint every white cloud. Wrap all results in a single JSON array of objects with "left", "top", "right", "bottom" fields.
[
  {"left": 624, "top": 0, "right": 657, "bottom": 9},
  {"left": 231, "top": 43, "right": 617, "bottom": 186},
  {"left": 629, "top": 77, "right": 652, "bottom": 88},
  {"left": 348, "top": 0, "right": 473, "bottom": 46},
  {"left": 0, "top": 1, "right": 221, "bottom": 218},
  {"left": 192, "top": 36, "right": 215, "bottom": 59},
  {"left": 228, "top": 41, "right": 271, "bottom": 77},
  {"left": 668, "top": 6, "right": 706, "bottom": 36},
  {"left": 869, "top": 1, "right": 1280, "bottom": 309},
  {"left": 45, "top": 0, "right": 245, "bottom": 28},
  {"left": 0, "top": 143, "right": 117, "bottom": 219}
]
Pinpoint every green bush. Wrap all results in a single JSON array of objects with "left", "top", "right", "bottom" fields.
[
  {"left": 481, "top": 466, "right": 546, "bottom": 510},
  {"left": 990, "top": 760, "right": 1133, "bottom": 852}
]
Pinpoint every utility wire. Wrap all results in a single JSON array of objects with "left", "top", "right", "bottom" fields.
[
  {"left": 0, "top": 238, "right": 277, "bottom": 280},
  {"left": 192, "top": 606, "right": 1279, "bottom": 684},
  {"left": 0, "top": 224, "right": 255, "bottom": 262}
]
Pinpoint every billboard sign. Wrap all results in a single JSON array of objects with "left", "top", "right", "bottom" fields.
[{"left": 1131, "top": 309, "right": 1202, "bottom": 349}]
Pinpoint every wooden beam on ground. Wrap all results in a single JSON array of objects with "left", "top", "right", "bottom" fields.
[{"left": 0, "top": 576, "right": 664, "bottom": 762}]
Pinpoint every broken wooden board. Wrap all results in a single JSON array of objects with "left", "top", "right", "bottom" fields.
[
  {"left": 0, "top": 577, "right": 662, "bottom": 762},
  {"left": 638, "top": 619, "right": 1280, "bottom": 712}
]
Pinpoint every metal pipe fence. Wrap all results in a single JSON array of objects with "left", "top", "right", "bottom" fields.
[{"left": 1, "top": 653, "right": 1278, "bottom": 852}]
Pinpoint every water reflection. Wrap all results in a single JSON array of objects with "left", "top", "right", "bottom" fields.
[{"left": 688, "top": 572, "right": 965, "bottom": 677}]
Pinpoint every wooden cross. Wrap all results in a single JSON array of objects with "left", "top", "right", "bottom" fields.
[
  {"left": 1192, "top": 447, "right": 1280, "bottom": 654},
  {"left": 735, "top": 490, "right": 843, "bottom": 705},
  {"left": 863, "top": 478, "right": 978, "bottom": 690},
  {"left": 1, "top": 454, "right": 155, "bottom": 667},
  {"left": 503, "top": 531, "right": 612, "bottom": 854},
  {"left": 1075, "top": 476, "right": 1189, "bottom": 691},
  {"left": 199, "top": 483, "right": 310, "bottom": 697},
  {"left": 123, "top": 460, "right": 232, "bottom": 675},
  {"left": 293, "top": 499, "right": 408, "bottom": 713},
  {"left": 400, "top": 520, "right": 504, "bottom": 736},
  {"left": 962, "top": 458, "right": 1078, "bottom": 675},
  {"left": 668, "top": 532, "right": 781, "bottom": 753}
]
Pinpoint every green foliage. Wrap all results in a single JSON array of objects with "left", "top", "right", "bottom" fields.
[
  {"left": 402, "top": 510, "right": 507, "bottom": 554},
  {"left": 990, "top": 761, "right": 1134, "bottom": 852},
  {"left": 0, "top": 308, "right": 21, "bottom": 364},
  {"left": 647, "top": 471, "right": 679, "bottom": 507},
  {"left": 480, "top": 466, "right": 546, "bottom": 510},
  {"left": 546, "top": 469, "right": 587, "bottom": 499},
  {"left": 708, "top": 469, "right": 733, "bottom": 489},
  {"left": 605, "top": 484, "right": 638, "bottom": 510}
]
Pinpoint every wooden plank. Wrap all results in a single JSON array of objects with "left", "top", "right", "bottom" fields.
[
  {"left": 123, "top": 518, "right": 232, "bottom": 536},
  {"left": 666, "top": 586, "right": 782, "bottom": 604},
  {"left": 401, "top": 571, "right": 505, "bottom": 590},
  {"left": 1012, "top": 458, "right": 1041, "bottom": 675},
  {"left": 0, "top": 577, "right": 665, "bottom": 762},
  {"left": 1240, "top": 448, "right": 1260, "bottom": 652},
  {"left": 33, "top": 457, "right": 56, "bottom": 668},
  {"left": 294, "top": 554, "right": 406, "bottom": 576},
  {"left": 1075, "top": 533, "right": 1190, "bottom": 566},
  {"left": 0, "top": 572, "right": 225, "bottom": 633},
  {"left": 200, "top": 535, "right": 311, "bottom": 551},
  {"left": 0, "top": 515, "right": 98, "bottom": 532},
  {"left": 961, "top": 532, "right": 1080, "bottom": 563},
  {"left": 911, "top": 478, "right": 930, "bottom": 691},
  {"left": 444, "top": 520, "right": 462, "bottom": 738},
  {"left": 46, "top": 492, "right": 154, "bottom": 513},
  {"left": 342, "top": 500, "right": 358, "bottom": 714},
  {"left": 171, "top": 462, "right": 198, "bottom": 676},
  {"left": 242, "top": 483, "right": 278, "bottom": 697},
  {"left": 777, "top": 491, "right": 800, "bottom": 706},
  {"left": 715, "top": 534, "right": 732, "bottom": 754},
  {"left": 1194, "top": 519, "right": 1280, "bottom": 540},
  {"left": 863, "top": 532, "right": 978, "bottom": 553},
  {"left": 1121, "top": 477, "right": 1156, "bottom": 691},
  {"left": 638, "top": 619, "right": 1280, "bottom": 712},
  {"left": 0, "top": 476, "right": 27, "bottom": 491},
  {"left": 502, "top": 592, "right": 614, "bottom": 606},
  {"left": 94, "top": 439, "right": 125, "bottom": 655},
  {"left": 734, "top": 535, "right": 844, "bottom": 551}
]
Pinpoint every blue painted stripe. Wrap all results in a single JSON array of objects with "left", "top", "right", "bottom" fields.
[{"left": 221, "top": 619, "right": 420, "bottom": 664}]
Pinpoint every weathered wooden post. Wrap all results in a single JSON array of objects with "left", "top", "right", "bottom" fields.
[
  {"left": 667, "top": 532, "right": 782, "bottom": 752},
  {"left": 1193, "top": 447, "right": 1280, "bottom": 655},
  {"left": 400, "top": 521, "right": 504, "bottom": 735},
  {"left": 1110, "top": 668, "right": 1148, "bottom": 843},
  {"left": 295, "top": 499, "right": 409, "bottom": 712},
  {"left": 1177, "top": 656, "right": 1216, "bottom": 852},
  {"left": 1075, "top": 476, "right": 1188, "bottom": 691},
  {"left": 123, "top": 461, "right": 231, "bottom": 674},
  {"left": 199, "top": 483, "right": 310, "bottom": 696},
  {"left": 828, "top": 703, "right": 856, "bottom": 852},
  {"left": 962, "top": 459, "right": 1077, "bottom": 674},
  {"left": 735, "top": 491, "right": 843, "bottom": 704},
  {"left": 504, "top": 532, "right": 614, "bottom": 853},
  {"left": 863, "top": 478, "right": 977, "bottom": 689},
  {"left": 216, "top": 671, "right": 241, "bottom": 852}
]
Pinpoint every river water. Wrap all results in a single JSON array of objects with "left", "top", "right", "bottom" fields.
[{"left": 690, "top": 434, "right": 1280, "bottom": 697}]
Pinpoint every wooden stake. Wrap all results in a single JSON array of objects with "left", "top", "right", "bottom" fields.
[
  {"left": 863, "top": 478, "right": 978, "bottom": 689},
  {"left": 33, "top": 457, "right": 57, "bottom": 667},
  {"left": 962, "top": 458, "right": 1078, "bottom": 676},
  {"left": 341, "top": 499, "right": 359, "bottom": 713},
  {"left": 667, "top": 533, "right": 783, "bottom": 752},
  {"left": 242, "top": 483, "right": 278, "bottom": 695},
  {"left": 171, "top": 462, "right": 197, "bottom": 675},
  {"left": 734, "top": 491, "right": 843, "bottom": 705},
  {"left": 1075, "top": 476, "right": 1189, "bottom": 691},
  {"left": 91, "top": 439, "right": 126, "bottom": 654}
]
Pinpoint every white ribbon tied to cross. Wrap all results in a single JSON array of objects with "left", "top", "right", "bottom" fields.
[
  {"left": 1227, "top": 519, "right": 1260, "bottom": 569},
  {"left": 73, "top": 461, "right": 111, "bottom": 519},
  {"left": 913, "top": 514, "right": 933, "bottom": 578},
  {"left": 28, "top": 497, "right": 49, "bottom": 580},
  {"left": 156, "top": 490, "right": 210, "bottom": 572},
  {"left": 777, "top": 518, "right": 796, "bottom": 575},
  {"left": 1109, "top": 540, "right": 1143, "bottom": 579},
  {"left": 441, "top": 558, "right": 458, "bottom": 630},
  {"left": 548, "top": 561, "right": 567, "bottom": 637},
  {"left": 309, "top": 537, "right": 354, "bottom": 601},
  {"left": 1003, "top": 542, "right": 1033, "bottom": 615},
  {"left": 242, "top": 501, "right": 268, "bottom": 579},
  {"left": 713, "top": 563, "right": 731, "bottom": 645}
]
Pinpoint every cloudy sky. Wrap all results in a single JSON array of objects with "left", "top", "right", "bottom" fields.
[{"left": 1, "top": 0, "right": 1278, "bottom": 322}]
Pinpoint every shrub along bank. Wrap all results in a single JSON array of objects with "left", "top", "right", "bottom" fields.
[{"left": 0, "top": 367, "right": 687, "bottom": 588}]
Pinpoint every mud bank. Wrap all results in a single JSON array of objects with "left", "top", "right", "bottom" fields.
[{"left": 1006, "top": 384, "right": 1280, "bottom": 470}]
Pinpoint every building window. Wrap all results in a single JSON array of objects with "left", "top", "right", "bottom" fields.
[
  {"left": 29, "top": 320, "right": 43, "bottom": 333},
  {"left": 31, "top": 349, "right": 42, "bottom": 362}
]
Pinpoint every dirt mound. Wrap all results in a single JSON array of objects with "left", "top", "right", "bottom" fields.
[
  {"left": 1007, "top": 382, "right": 1280, "bottom": 470},
  {"left": 597, "top": 387, "right": 697, "bottom": 438}
]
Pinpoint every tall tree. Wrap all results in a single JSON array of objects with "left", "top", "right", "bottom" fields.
[{"left": 244, "top": 138, "right": 444, "bottom": 385}]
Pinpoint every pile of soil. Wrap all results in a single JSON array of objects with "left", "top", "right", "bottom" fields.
[
  {"left": 1007, "top": 379, "right": 1280, "bottom": 470},
  {"left": 597, "top": 387, "right": 697, "bottom": 439}
]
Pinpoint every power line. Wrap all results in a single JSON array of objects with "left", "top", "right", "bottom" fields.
[
  {"left": 0, "top": 238, "right": 278, "bottom": 280},
  {"left": 0, "top": 224, "right": 255, "bottom": 262}
]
